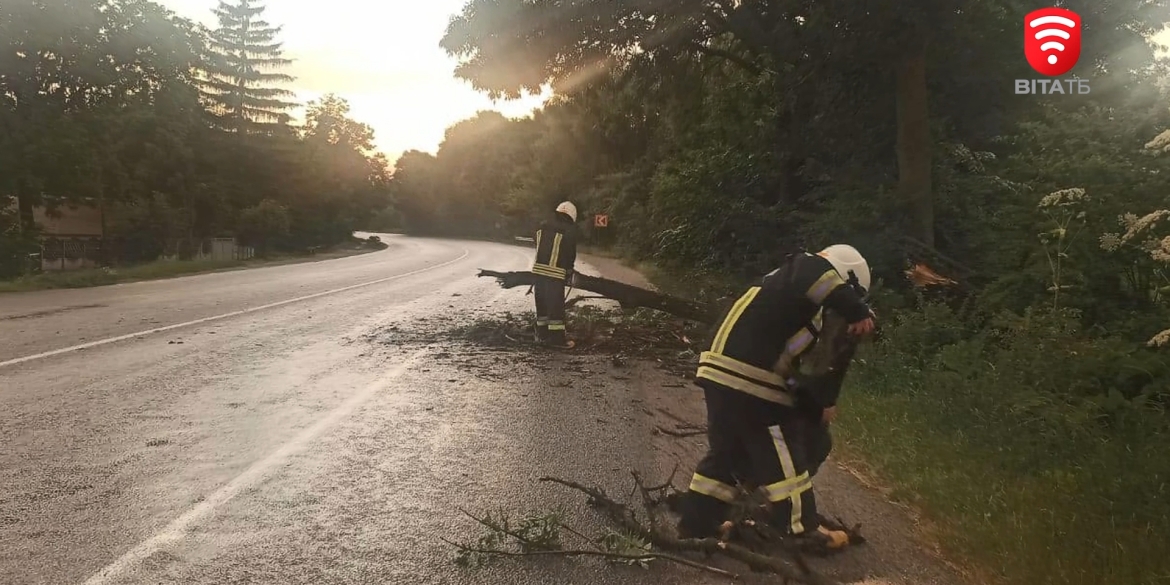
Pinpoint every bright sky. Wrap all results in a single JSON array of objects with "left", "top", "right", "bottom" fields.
[{"left": 157, "top": 0, "right": 548, "bottom": 163}]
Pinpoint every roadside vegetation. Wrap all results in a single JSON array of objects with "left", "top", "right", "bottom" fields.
[
  {"left": 0, "top": 236, "right": 387, "bottom": 293},
  {"left": 1, "top": 0, "right": 401, "bottom": 282},
  {"left": 383, "top": 2, "right": 1170, "bottom": 584}
]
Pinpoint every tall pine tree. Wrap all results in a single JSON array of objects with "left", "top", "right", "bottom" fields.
[{"left": 201, "top": 0, "right": 297, "bottom": 133}]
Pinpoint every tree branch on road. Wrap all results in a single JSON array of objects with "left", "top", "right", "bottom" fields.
[
  {"left": 442, "top": 537, "right": 740, "bottom": 579},
  {"left": 536, "top": 475, "right": 841, "bottom": 585}
]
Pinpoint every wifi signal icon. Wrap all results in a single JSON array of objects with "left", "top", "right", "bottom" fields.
[{"left": 1024, "top": 7, "right": 1082, "bottom": 76}]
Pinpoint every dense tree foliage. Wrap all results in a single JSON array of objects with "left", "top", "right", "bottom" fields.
[
  {"left": 384, "top": 1, "right": 1170, "bottom": 583},
  {"left": 0, "top": 0, "right": 395, "bottom": 277}
]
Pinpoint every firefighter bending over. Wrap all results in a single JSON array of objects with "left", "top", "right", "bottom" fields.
[
  {"left": 676, "top": 244, "right": 876, "bottom": 550},
  {"left": 531, "top": 201, "right": 579, "bottom": 348}
]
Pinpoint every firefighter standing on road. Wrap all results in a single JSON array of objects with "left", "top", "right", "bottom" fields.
[
  {"left": 676, "top": 244, "right": 876, "bottom": 550},
  {"left": 531, "top": 201, "right": 579, "bottom": 348}
]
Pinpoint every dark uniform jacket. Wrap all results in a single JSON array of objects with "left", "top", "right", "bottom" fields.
[
  {"left": 531, "top": 215, "right": 577, "bottom": 282},
  {"left": 696, "top": 252, "right": 871, "bottom": 410}
]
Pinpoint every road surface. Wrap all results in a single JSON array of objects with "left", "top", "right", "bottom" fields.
[{"left": 0, "top": 236, "right": 969, "bottom": 585}]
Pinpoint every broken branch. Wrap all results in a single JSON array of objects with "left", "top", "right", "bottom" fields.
[
  {"left": 647, "top": 463, "right": 681, "bottom": 493},
  {"left": 565, "top": 295, "right": 608, "bottom": 308},
  {"left": 442, "top": 538, "right": 739, "bottom": 579},
  {"left": 656, "top": 407, "right": 704, "bottom": 429},
  {"left": 655, "top": 425, "right": 707, "bottom": 437},
  {"left": 477, "top": 269, "right": 716, "bottom": 324},
  {"left": 537, "top": 476, "right": 838, "bottom": 585},
  {"left": 459, "top": 508, "right": 548, "bottom": 550}
]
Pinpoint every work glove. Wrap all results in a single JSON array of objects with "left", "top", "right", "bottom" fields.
[{"left": 847, "top": 316, "right": 875, "bottom": 337}]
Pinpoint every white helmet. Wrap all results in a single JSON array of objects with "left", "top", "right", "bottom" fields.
[
  {"left": 555, "top": 201, "right": 577, "bottom": 222},
  {"left": 817, "top": 244, "right": 871, "bottom": 293}
]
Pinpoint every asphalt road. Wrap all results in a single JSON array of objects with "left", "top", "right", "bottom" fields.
[{"left": 0, "top": 236, "right": 969, "bottom": 585}]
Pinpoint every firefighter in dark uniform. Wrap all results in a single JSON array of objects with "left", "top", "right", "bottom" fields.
[
  {"left": 676, "top": 244, "right": 875, "bottom": 549},
  {"left": 531, "top": 201, "right": 578, "bottom": 348},
  {"left": 716, "top": 301, "right": 861, "bottom": 496}
]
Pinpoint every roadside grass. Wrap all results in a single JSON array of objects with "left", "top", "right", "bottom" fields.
[
  {"left": 0, "top": 240, "right": 386, "bottom": 293},
  {"left": 0, "top": 259, "right": 247, "bottom": 292},
  {"left": 833, "top": 309, "right": 1170, "bottom": 585}
]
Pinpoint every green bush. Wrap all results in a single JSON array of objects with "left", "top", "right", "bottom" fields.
[
  {"left": 0, "top": 259, "right": 246, "bottom": 292},
  {"left": 839, "top": 301, "right": 1170, "bottom": 585},
  {"left": 0, "top": 198, "right": 40, "bottom": 279},
  {"left": 236, "top": 199, "right": 291, "bottom": 255}
]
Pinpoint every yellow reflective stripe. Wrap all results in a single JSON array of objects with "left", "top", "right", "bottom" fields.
[
  {"left": 533, "top": 267, "right": 565, "bottom": 278},
  {"left": 807, "top": 270, "right": 846, "bottom": 304},
  {"left": 700, "top": 351, "right": 786, "bottom": 387},
  {"left": 769, "top": 425, "right": 805, "bottom": 534},
  {"left": 549, "top": 232, "right": 563, "bottom": 267},
  {"left": 536, "top": 319, "right": 548, "bottom": 325},
  {"left": 689, "top": 474, "right": 737, "bottom": 503},
  {"left": 532, "top": 264, "right": 567, "bottom": 278},
  {"left": 696, "top": 367, "right": 794, "bottom": 405},
  {"left": 763, "top": 472, "right": 811, "bottom": 502},
  {"left": 710, "top": 287, "right": 759, "bottom": 353},
  {"left": 547, "top": 322, "right": 565, "bottom": 331},
  {"left": 785, "top": 327, "right": 816, "bottom": 357},
  {"left": 774, "top": 308, "right": 825, "bottom": 377}
]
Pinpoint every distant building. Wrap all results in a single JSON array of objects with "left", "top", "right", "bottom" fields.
[
  {"left": 21, "top": 199, "right": 104, "bottom": 271},
  {"left": 33, "top": 202, "right": 103, "bottom": 238},
  {"left": 6, "top": 199, "right": 252, "bottom": 270}
]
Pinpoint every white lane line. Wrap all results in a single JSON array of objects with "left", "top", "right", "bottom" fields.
[
  {"left": 0, "top": 249, "right": 470, "bottom": 369},
  {"left": 81, "top": 350, "right": 424, "bottom": 585}
]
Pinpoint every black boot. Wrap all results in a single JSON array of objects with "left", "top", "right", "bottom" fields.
[
  {"left": 675, "top": 492, "right": 727, "bottom": 539},
  {"left": 545, "top": 328, "right": 574, "bottom": 349}
]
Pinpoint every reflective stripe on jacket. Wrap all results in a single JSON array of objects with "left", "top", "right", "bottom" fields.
[{"left": 532, "top": 218, "right": 577, "bottom": 281}]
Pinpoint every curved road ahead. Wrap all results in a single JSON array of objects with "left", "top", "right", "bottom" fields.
[{"left": 0, "top": 236, "right": 964, "bottom": 585}]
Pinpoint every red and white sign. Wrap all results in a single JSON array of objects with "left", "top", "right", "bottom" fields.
[{"left": 1024, "top": 8, "right": 1082, "bottom": 77}]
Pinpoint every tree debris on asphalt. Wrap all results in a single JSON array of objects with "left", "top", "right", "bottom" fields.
[
  {"left": 446, "top": 470, "right": 865, "bottom": 584},
  {"left": 374, "top": 306, "right": 706, "bottom": 376}
]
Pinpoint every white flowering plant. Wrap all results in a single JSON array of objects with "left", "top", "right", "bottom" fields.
[
  {"left": 1036, "top": 188, "right": 1089, "bottom": 311},
  {"left": 1098, "top": 209, "right": 1170, "bottom": 346}
]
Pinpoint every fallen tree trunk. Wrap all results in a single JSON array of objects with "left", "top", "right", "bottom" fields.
[{"left": 477, "top": 269, "right": 717, "bottom": 324}]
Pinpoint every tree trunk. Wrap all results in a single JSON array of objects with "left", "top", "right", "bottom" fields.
[
  {"left": 894, "top": 48, "right": 933, "bottom": 247},
  {"left": 478, "top": 269, "right": 717, "bottom": 324}
]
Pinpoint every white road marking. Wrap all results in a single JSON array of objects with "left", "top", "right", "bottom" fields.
[
  {"left": 80, "top": 351, "right": 424, "bottom": 585},
  {"left": 0, "top": 250, "right": 469, "bottom": 368}
]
